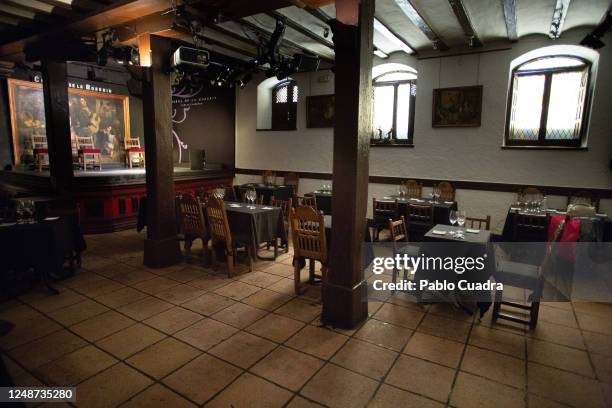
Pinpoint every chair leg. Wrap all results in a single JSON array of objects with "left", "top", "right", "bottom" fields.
[
  {"left": 294, "top": 265, "right": 303, "bottom": 295},
  {"left": 227, "top": 252, "right": 234, "bottom": 278},
  {"left": 492, "top": 288, "right": 503, "bottom": 322},
  {"left": 184, "top": 238, "right": 192, "bottom": 257},
  {"left": 247, "top": 245, "right": 254, "bottom": 272},
  {"left": 530, "top": 301, "right": 540, "bottom": 330},
  {"left": 308, "top": 259, "right": 315, "bottom": 283}
]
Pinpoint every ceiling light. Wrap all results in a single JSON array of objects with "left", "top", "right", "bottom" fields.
[
  {"left": 373, "top": 18, "right": 413, "bottom": 54},
  {"left": 373, "top": 49, "right": 389, "bottom": 59}
]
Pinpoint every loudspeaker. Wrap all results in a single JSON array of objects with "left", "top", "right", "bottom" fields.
[{"left": 189, "top": 149, "right": 205, "bottom": 170}]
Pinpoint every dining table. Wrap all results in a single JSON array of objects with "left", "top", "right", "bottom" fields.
[
  {"left": 417, "top": 224, "right": 495, "bottom": 316},
  {"left": 384, "top": 195, "right": 458, "bottom": 225},
  {"left": 235, "top": 183, "right": 294, "bottom": 205}
]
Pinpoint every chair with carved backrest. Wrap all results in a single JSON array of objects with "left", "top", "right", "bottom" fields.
[
  {"left": 372, "top": 198, "right": 399, "bottom": 241},
  {"left": 435, "top": 181, "right": 455, "bottom": 201},
  {"left": 388, "top": 216, "right": 420, "bottom": 286},
  {"left": 179, "top": 194, "right": 209, "bottom": 263},
  {"left": 270, "top": 196, "right": 292, "bottom": 253},
  {"left": 406, "top": 204, "right": 434, "bottom": 241},
  {"left": 466, "top": 215, "right": 491, "bottom": 231},
  {"left": 124, "top": 137, "right": 145, "bottom": 168},
  {"left": 76, "top": 135, "right": 101, "bottom": 171},
  {"left": 568, "top": 190, "right": 599, "bottom": 212},
  {"left": 402, "top": 180, "right": 422, "bottom": 199},
  {"left": 290, "top": 206, "right": 327, "bottom": 295},
  {"left": 262, "top": 170, "right": 276, "bottom": 185},
  {"left": 205, "top": 196, "right": 252, "bottom": 277},
  {"left": 284, "top": 172, "right": 299, "bottom": 196},
  {"left": 30, "top": 133, "right": 49, "bottom": 172},
  {"left": 294, "top": 195, "right": 317, "bottom": 210}
]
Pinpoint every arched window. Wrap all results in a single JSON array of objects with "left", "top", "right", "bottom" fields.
[
  {"left": 271, "top": 79, "right": 298, "bottom": 130},
  {"left": 372, "top": 69, "right": 416, "bottom": 145},
  {"left": 506, "top": 54, "right": 593, "bottom": 147}
]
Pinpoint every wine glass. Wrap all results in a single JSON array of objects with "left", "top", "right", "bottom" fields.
[
  {"left": 449, "top": 210, "right": 457, "bottom": 227},
  {"left": 26, "top": 200, "right": 35, "bottom": 223},
  {"left": 456, "top": 210, "right": 466, "bottom": 230},
  {"left": 15, "top": 201, "right": 25, "bottom": 223}
]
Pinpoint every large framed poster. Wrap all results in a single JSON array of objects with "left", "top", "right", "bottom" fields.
[{"left": 7, "top": 78, "right": 131, "bottom": 165}]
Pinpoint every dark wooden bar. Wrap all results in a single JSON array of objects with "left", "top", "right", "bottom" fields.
[{"left": 322, "top": 0, "right": 374, "bottom": 329}]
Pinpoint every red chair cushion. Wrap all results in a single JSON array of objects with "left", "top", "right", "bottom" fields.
[
  {"left": 33, "top": 148, "right": 49, "bottom": 154},
  {"left": 548, "top": 214, "right": 580, "bottom": 262},
  {"left": 79, "top": 148, "right": 100, "bottom": 154},
  {"left": 127, "top": 147, "right": 145, "bottom": 153}
]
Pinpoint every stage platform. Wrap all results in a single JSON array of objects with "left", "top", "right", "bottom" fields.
[{"left": 0, "top": 165, "right": 234, "bottom": 233}]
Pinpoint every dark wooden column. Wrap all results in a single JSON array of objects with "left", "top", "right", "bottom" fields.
[
  {"left": 322, "top": 0, "right": 374, "bottom": 328},
  {"left": 41, "top": 58, "right": 74, "bottom": 193},
  {"left": 139, "top": 33, "right": 181, "bottom": 267}
]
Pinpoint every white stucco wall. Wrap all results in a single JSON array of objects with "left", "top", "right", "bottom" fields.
[{"left": 235, "top": 29, "right": 612, "bottom": 234}]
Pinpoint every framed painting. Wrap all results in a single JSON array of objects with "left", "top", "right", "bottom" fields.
[
  {"left": 307, "top": 94, "right": 335, "bottom": 128},
  {"left": 432, "top": 85, "right": 482, "bottom": 127},
  {"left": 7, "top": 79, "right": 130, "bottom": 165}
]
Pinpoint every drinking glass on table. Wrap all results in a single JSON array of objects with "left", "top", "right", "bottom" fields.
[
  {"left": 15, "top": 201, "right": 25, "bottom": 223},
  {"left": 456, "top": 210, "right": 466, "bottom": 230},
  {"left": 449, "top": 210, "right": 457, "bottom": 226},
  {"left": 25, "top": 200, "right": 35, "bottom": 223}
]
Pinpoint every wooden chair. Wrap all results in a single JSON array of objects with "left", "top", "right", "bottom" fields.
[
  {"left": 295, "top": 195, "right": 317, "bottom": 210},
  {"left": 205, "top": 196, "right": 253, "bottom": 277},
  {"left": 179, "top": 194, "right": 209, "bottom": 263},
  {"left": 124, "top": 137, "right": 145, "bottom": 168},
  {"left": 435, "top": 181, "right": 455, "bottom": 201},
  {"left": 568, "top": 190, "right": 599, "bottom": 212},
  {"left": 289, "top": 206, "right": 327, "bottom": 295},
  {"left": 372, "top": 198, "right": 399, "bottom": 241},
  {"left": 270, "top": 196, "right": 292, "bottom": 253},
  {"left": 567, "top": 203, "right": 596, "bottom": 219},
  {"left": 262, "top": 170, "right": 276, "bottom": 185},
  {"left": 388, "top": 216, "right": 420, "bottom": 286},
  {"left": 284, "top": 172, "right": 299, "bottom": 195},
  {"left": 402, "top": 180, "right": 422, "bottom": 198},
  {"left": 30, "top": 133, "right": 49, "bottom": 172},
  {"left": 76, "top": 135, "right": 101, "bottom": 171},
  {"left": 466, "top": 215, "right": 491, "bottom": 230},
  {"left": 492, "top": 220, "right": 564, "bottom": 329},
  {"left": 406, "top": 204, "right": 434, "bottom": 241}
]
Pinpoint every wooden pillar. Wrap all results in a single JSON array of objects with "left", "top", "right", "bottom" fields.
[
  {"left": 322, "top": 0, "right": 374, "bottom": 328},
  {"left": 41, "top": 58, "right": 73, "bottom": 193},
  {"left": 139, "top": 33, "right": 181, "bottom": 267}
]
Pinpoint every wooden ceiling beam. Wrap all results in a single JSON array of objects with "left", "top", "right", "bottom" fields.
[
  {"left": 5, "top": 0, "right": 76, "bottom": 18},
  {"left": 501, "top": 0, "right": 518, "bottom": 42},
  {"left": 448, "top": 0, "right": 482, "bottom": 47},
  {"left": 267, "top": 10, "right": 333, "bottom": 49},
  {"left": 392, "top": 0, "right": 449, "bottom": 51},
  {"left": 0, "top": 3, "right": 59, "bottom": 24},
  {"left": 549, "top": 0, "right": 570, "bottom": 39}
]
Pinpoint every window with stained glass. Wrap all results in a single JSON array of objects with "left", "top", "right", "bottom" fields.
[
  {"left": 272, "top": 80, "right": 298, "bottom": 130},
  {"left": 372, "top": 70, "right": 416, "bottom": 145},
  {"left": 506, "top": 56, "right": 590, "bottom": 147}
]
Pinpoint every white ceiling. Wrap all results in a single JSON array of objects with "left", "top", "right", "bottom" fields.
[{"left": 241, "top": 0, "right": 610, "bottom": 58}]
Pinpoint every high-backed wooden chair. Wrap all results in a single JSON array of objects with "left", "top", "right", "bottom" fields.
[
  {"left": 388, "top": 216, "right": 420, "bottom": 285},
  {"left": 295, "top": 195, "right": 317, "bottom": 210},
  {"left": 124, "top": 137, "right": 145, "bottom": 168},
  {"left": 179, "top": 194, "right": 209, "bottom": 263},
  {"left": 436, "top": 182, "right": 455, "bottom": 201},
  {"left": 262, "top": 170, "right": 276, "bottom": 185},
  {"left": 290, "top": 206, "right": 327, "bottom": 295},
  {"left": 406, "top": 204, "right": 434, "bottom": 241},
  {"left": 76, "top": 135, "right": 101, "bottom": 171},
  {"left": 466, "top": 215, "right": 491, "bottom": 230},
  {"left": 270, "top": 196, "right": 292, "bottom": 253},
  {"left": 567, "top": 203, "right": 596, "bottom": 219},
  {"left": 372, "top": 198, "right": 399, "bottom": 241},
  {"left": 568, "top": 190, "right": 599, "bottom": 212},
  {"left": 284, "top": 172, "right": 299, "bottom": 195},
  {"left": 402, "top": 180, "right": 422, "bottom": 198},
  {"left": 30, "top": 133, "right": 49, "bottom": 172},
  {"left": 205, "top": 196, "right": 252, "bottom": 277}
]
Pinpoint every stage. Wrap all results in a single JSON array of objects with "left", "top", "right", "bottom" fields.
[{"left": 0, "top": 165, "right": 234, "bottom": 233}]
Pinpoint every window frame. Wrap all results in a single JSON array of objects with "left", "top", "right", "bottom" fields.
[
  {"left": 271, "top": 79, "right": 298, "bottom": 131},
  {"left": 371, "top": 70, "right": 416, "bottom": 146},
  {"left": 504, "top": 55, "right": 592, "bottom": 148}
]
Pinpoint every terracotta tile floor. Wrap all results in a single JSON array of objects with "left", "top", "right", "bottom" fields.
[{"left": 1, "top": 229, "right": 611, "bottom": 407}]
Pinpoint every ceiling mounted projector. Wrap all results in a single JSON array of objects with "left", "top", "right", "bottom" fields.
[{"left": 172, "top": 46, "right": 210, "bottom": 69}]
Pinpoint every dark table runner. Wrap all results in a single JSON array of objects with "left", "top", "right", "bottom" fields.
[
  {"left": 0, "top": 218, "right": 78, "bottom": 294},
  {"left": 223, "top": 202, "right": 287, "bottom": 257},
  {"left": 418, "top": 224, "right": 494, "bottom": 316},
  {"left": 501, "top": 207, "right": 612, "bottom": 242},
  {"left": 236, "top": 184, "right": 294, "bottom": 205}
]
